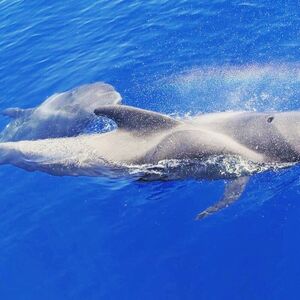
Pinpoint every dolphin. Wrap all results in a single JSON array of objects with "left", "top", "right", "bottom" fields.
[
  {"left": 0, "top": 82, "right": 121, "bottom": 141},
  {"left": 0, "top": 103, "right": 299, "bottom": 219}
]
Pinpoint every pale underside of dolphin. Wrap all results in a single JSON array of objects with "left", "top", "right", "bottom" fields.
[{"left": 1, "top": 83, "right": 299, "bottom": 219}]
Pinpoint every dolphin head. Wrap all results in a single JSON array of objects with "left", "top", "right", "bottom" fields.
[
  {"left": 66, "top": 82, "right": 122, "bottom": 111},
  {"left": 0, "top": 82, "right": 122, "bottom": 141}
]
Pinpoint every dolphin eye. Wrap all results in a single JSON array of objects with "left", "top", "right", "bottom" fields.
[{"left": 267, "top": 116, "right": 274, "bottom": 123}]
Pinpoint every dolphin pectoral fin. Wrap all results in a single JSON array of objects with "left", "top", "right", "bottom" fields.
[
  {"left": 2, "top": 107, "right": 33, "bottom": 118},
  {"left": 195, "top": 176, "right": 249, "bottom": 220},
  {"left": 94, "top": 105, "right": 181, "bottom": 134}
]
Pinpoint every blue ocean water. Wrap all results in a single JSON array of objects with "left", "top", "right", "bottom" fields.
[{"left": 0, "top": 0, "right": 300, "bottom": 299}]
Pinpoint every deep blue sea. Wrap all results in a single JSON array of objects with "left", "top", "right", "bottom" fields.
[{"left": 1, "top": 1, "right": 300, "bottom": 299}]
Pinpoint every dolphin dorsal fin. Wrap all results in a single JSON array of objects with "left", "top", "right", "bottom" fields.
[
  {"left": 2, "top": 107, "right": 33, "bottom": 118},
  {"left": 94, "top": 105, "right": 181, "bottom": 134}
]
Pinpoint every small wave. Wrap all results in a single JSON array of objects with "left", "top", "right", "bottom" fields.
[
  {"left": 82, "top": 116, "right": 117, "bottom": 134},
  {"left": 120, "top": 155, "right": 296, "bottom": 181}
]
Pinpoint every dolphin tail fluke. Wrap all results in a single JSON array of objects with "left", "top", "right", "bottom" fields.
[{"left": 195, "top": 176, "right": 249, "bottom": 220}]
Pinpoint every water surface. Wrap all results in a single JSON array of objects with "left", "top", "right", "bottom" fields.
[{"left": 0, "top": 1, "right": 300, "bottom": 299}]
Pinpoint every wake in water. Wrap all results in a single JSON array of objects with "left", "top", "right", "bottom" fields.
[{"left": 123, "top": 156, "right": 296, "bottom": 181}]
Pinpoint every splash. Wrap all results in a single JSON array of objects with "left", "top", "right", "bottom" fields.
[
  {"left": 121, "top": 156, "right": 296, "bottom": 181},
  {"left": 83, "top": 116, "right": 117, "bottom": 134},
  {"left": 143, "top": 63, "right": 300, "bottom": 114}
]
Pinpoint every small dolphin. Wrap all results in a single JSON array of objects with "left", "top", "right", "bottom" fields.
[
  {"left": 0, "top": 100, "right": 299, "bottom": 219},
  {"left": 0, "top": 82, "right": 121, "bottom": 141}
]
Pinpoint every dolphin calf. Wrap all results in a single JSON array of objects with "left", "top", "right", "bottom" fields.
[
  {"left": 0, "top": 82, "right": 121, "bottom": 141},
  {"left": 0, "top": 100, "right": 299, "bottom": 219}
]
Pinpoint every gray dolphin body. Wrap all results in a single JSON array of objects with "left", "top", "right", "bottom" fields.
[
  {"left": 0, "top": 85, "right": 299, "bottom": 218},
  {"left": 0, "top": 82, "right": 121, "bottom": 141}
]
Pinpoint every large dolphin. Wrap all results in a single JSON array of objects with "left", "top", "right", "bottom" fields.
[
  {"left": 0, "top": 82, "right": 121, "bottom": 141},
  {"left": 0, "top": 102, "right": 299, "bottom": 219}
]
